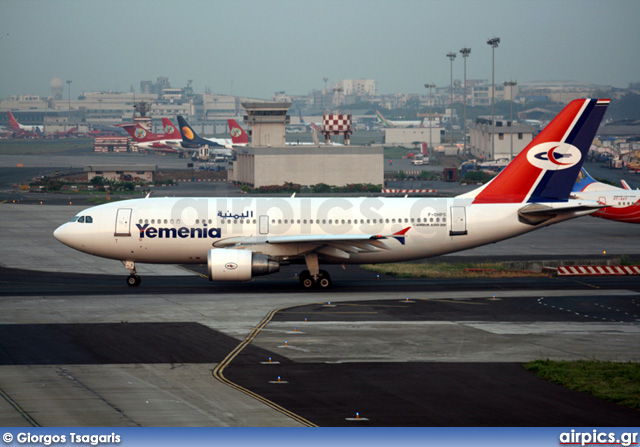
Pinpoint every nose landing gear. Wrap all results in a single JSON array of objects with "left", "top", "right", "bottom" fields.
[{"left": 122, "top": 260, "right": 141, "bottom": 287}]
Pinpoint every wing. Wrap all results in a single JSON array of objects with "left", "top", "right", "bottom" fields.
[{"left": 212, "top": 227, "right": 411, "bottom": 260}]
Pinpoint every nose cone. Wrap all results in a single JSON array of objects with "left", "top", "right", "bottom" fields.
[{"left": 53, "top": 223, "right": 74, "bottom": 247}]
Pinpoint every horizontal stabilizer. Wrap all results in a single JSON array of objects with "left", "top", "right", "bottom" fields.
[{"left": 518, "top": 200, "right": 604, "bottom": 225}]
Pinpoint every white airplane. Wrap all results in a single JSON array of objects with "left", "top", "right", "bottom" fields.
[
  {"left": 571, "top": 168, "right": 640, "bottom": 224},
  {"left": 376, "top": 110, "right": 423, "bottom": 128},
  {"left": 54, "top": 99, "right": 610, "bottom": 289},
  {"left": 7, "top": 111, "right": 44, "bottom": 136}
]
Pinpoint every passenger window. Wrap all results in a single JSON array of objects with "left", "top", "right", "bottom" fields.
[{"left": 86, "top": 216, "right": 93, "bottom": 223}]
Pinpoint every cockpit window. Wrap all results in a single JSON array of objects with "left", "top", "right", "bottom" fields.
[
  {"left": 71, "top": 216, "right": 79, "bottom": 222},
  {"left": 86, "top": 216, "right": 93, "bottom": 223},
  {"left": 78, "top": 216, "right": 85, "bottom": 223}
]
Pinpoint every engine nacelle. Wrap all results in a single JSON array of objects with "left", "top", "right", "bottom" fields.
[{"left": 207, "top": 249, "right": 280, "bottom": 282}]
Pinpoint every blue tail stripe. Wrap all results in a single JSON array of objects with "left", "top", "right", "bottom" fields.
[{"left": 528, "top": 99, "right": 607, "bottom": 203}]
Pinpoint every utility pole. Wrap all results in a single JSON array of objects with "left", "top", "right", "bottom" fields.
[
  {"left": 487, "top": 37, "right": 500, "bottom": 160},
  {"left": 504, "top": 80, "right": 517, "bottom": 160},
  {"left": 460, "top": 48, "right": 471, "bottom": 155},
  {"left": 446, "top": 52, "right": 456, "bottom": 145},
  {"left": 424, "top": 83, "right": 436, "bottom": 156},
  {"left": 66, "top": 80, "right": 72, "bottom": 112}
]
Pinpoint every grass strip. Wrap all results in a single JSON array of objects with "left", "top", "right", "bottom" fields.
[
  {"left": 361, "top": 262, "right": 547, "bottom": 278},
  {"left": 525, "top": 360, "right": 640, "bottom": 410}
]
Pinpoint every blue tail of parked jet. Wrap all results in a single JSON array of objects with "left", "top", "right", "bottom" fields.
[{"left": 177, "top": 115, "right": 224, "bottom": 148}]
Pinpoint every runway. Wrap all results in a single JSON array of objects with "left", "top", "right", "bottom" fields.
[{"left": 0, "top": 204, "right": 639, "bottom": 427}]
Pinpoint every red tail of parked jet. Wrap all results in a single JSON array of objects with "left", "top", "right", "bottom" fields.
[
  {"left": 7, "top": 111, "right": 43, "bottom": 136},
  {"left": 464, "top": 99, "right": 610, "bottom": 204},
  {"left": 117, "top": 119, "right": 183, "bottom": 154},
  {"left": 160, "top": 118, "right": 181, "bottom": 140},
  {"left": 227, "top": 119, "right": 249, "bottom": 145},
  {"left": 119, "top": 119, "right": 180, "bottom": 143},
  {"left": 7, "top": 111, "right": 21, "bottom": 131}
]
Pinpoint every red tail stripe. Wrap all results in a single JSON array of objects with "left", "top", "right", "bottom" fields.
[{"left": 472, "top": 99, "right": 588, "bottom": 204}]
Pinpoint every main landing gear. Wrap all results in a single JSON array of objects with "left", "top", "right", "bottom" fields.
[
  {"left": 122, "top": 260, "right": 141, "bottom": 287},
  {"left": 298, "top": 269, "right": 332, "bottom": 289},
  {"left": 299, "top": 253, "right": 332, "bottom": 289}
]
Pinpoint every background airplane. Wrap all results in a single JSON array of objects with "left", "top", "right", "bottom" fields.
[
  {"left": 227, "top": 119, "right": 249, "bottom": 146},
  {"left": 177, "top": 115, "right": 235, "bottom": 154},
  {"left": 54, "top": 98, "right": 610, "bottom": 289},
  {"left": 52, "top": 127, "right": 79, "bottom": 138},
  {"left": 227, "top": 118, "right": 341, "bottom": 146},
  {"left": 118, "top": 118, "right": 183, "bottom": 154},
  {"left": 571, "top": 168, "right": 640, "bottom": 223},
  {"left": 376, "top": 110, "right": 423, "bottom": 128},
  {"left": 7, "top": 111, "right": 43, "bottom": 137}
]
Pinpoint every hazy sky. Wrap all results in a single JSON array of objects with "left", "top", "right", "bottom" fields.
[{"left": 1, "top": 0, "right": 639, "bottom": 100}]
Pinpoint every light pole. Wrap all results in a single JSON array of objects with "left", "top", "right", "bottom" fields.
[
  {"left": 424, "top": 83, "right": 436, "bottom": 155},
  {"left": 504, "top": 80, "right": 517, "bottom": 160},
  {"left": 66, "top": 80, "right": 72, "bottom": 112},
  {"left": 487, "top": 37, "right": 500, "bottom": 160},
  {"left": 446, "top": 52, "right": 456, "bottom": 145},
  {"left": 460, "top": 47, "right": 471, "bottom": 155}
]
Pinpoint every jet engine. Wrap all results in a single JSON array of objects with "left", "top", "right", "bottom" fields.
[{"left": 207, "top": 249, "right": 280, "bottom": 281}]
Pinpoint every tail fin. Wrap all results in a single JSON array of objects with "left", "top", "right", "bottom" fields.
[
  {"left": 376, "top": 110, "right": 393, "bottom": 128},
  {"left": 621, "top": 179, "right": 632, "bottom": 191},
  {"left": 118, "top": 123, "right": 154, "bottom": 142},
  {"left": 177, "top": 115, "right": 202, "bottom": 146},
  {"left": 470, "top": 99, "right": 610, "bottom": 204},
  {"left": 227, "top": 119, "right": 249, "bottom": 145},
  {"left": 573, "top": 168, "right": 597, "bottom": 192},
  {"left": 7, "top": 111, "right": 21, "bottom": 130},
  {"left": 161, "top": 118, "right": 181, "bottom": 139}
]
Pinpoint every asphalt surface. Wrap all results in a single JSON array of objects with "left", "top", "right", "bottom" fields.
[
  {"left": 0, "top": 149, "right": 639, "bottom": 427},
  {"left": 1, "top": 276, "right": 639, "bottom": 426}
]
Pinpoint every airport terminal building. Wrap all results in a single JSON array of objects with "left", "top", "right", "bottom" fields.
[{"left": 230, "top": 102, "right": 383, "bottom": 188}]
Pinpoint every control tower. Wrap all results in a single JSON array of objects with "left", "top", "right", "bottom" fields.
[{"left": 241, "top": 102, "right": 291, "bottom": 147}]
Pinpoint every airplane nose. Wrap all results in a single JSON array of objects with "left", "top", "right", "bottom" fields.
[{"left": 53, "top": 223, "right": 73, "bottom": 247}]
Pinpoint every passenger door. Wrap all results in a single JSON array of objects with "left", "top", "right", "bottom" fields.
[
  {"left": 115, "top": 208, "right": 132, "bottom": 236},
  {"left": 449, "top": 206, "right": 467, "bottom": 236},
  {"left": 259, "top": 215, "right": 269, "bottom": 235}
]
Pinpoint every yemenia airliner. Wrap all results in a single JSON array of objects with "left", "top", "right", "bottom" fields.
[{"left": 54, "top": 99, "right": 610, "bottom": 288}]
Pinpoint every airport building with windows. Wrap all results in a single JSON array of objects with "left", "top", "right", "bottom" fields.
[
  {"left": 469, "top": 118, "right": 536, "bottom": 161},
  {"left": 230, "top": 102, "right": 383, "bottom": 188}
]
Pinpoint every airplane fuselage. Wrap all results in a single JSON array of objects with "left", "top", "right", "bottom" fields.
[{"left": 54, "top": 196, "right": 585, "bottom": 266}]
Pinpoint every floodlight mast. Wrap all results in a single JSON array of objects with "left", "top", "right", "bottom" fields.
[
  {"left": 446, "top": 52, "right": 457, "bottom": 145},
  {"left": 424, "top": 82, "right": 436, "bottom": 154},
  {"left": 460, "top": 48, "right": 471, "bottom": 155},
  {"left": 504, "top": 80, "right": 517, "bottom": 160},
  {"left": 487, "top": 37, "right": 500, "bottom": 160}
]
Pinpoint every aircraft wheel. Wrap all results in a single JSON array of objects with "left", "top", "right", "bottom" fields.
[
  {"left": 317, "top": 270, "right": 332, "bottom": 289},
  {"left": 127, "top": 275, "right": 141, "bottom": 287},
  {"left": 299, "top": 270, "right": 314, "bottom": 289}
]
